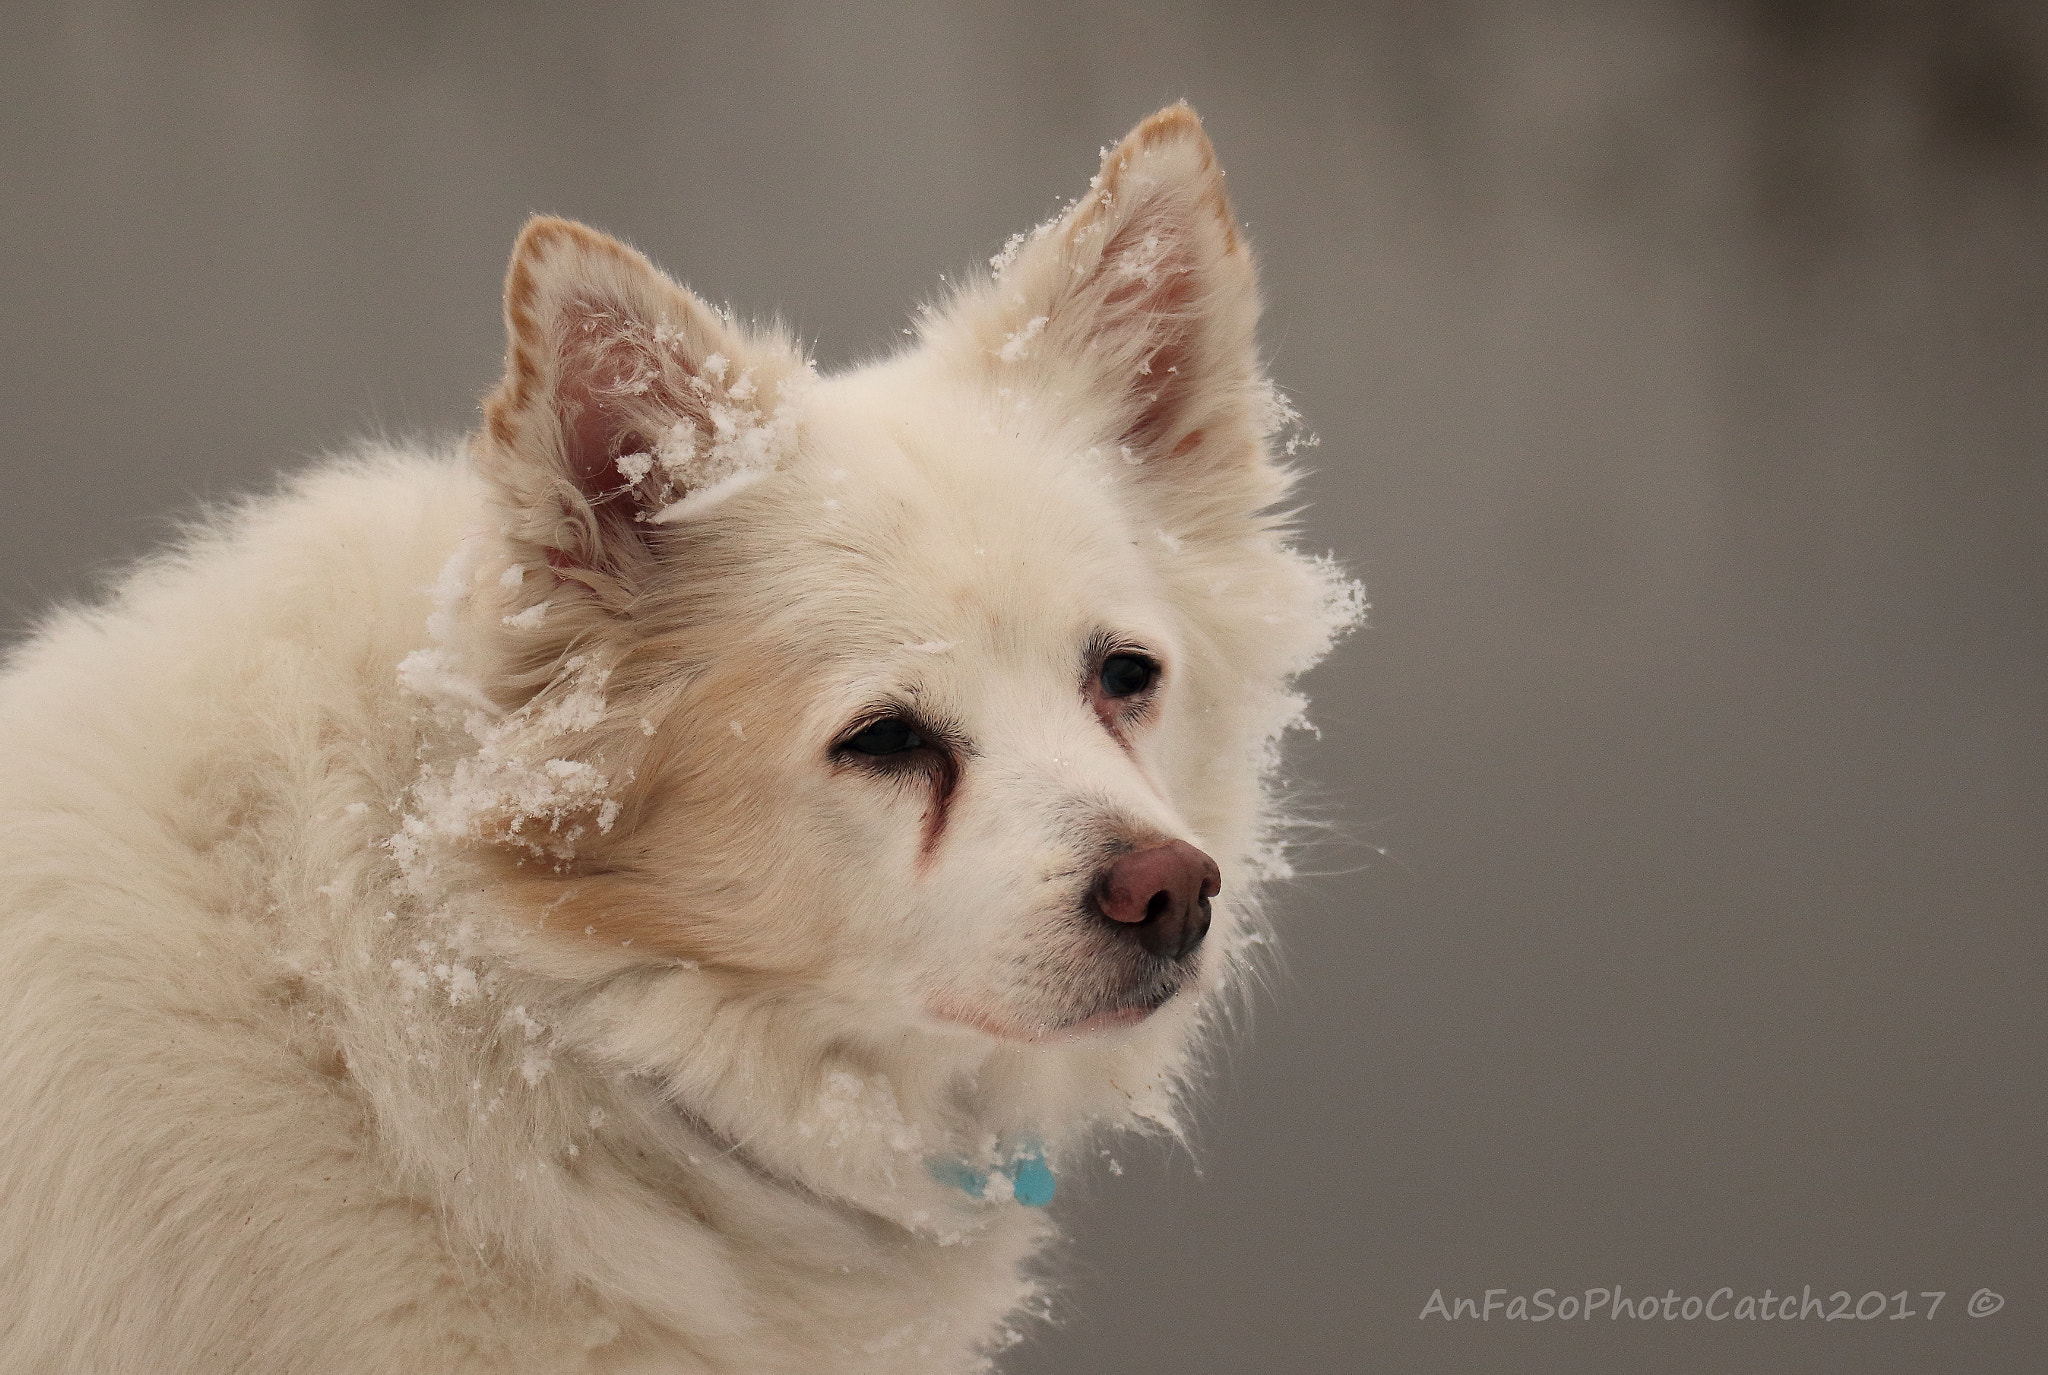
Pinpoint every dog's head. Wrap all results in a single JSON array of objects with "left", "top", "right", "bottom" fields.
[{"left": 421, "top": 106, "right": 1356, "bottom": 1126}]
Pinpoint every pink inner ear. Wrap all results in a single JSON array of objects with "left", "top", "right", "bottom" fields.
[
  {"left": 1093, "top": 211, "right": 1205, "bottom": 460},
  {"left": 529, "top": 298, "right": 716, "bottom": 576},
  {"left": 557, "top": 365, "right": 648, "bottom": 491},
  {"left": 553, "top": 304, "right": 669, "bottom": 497}
]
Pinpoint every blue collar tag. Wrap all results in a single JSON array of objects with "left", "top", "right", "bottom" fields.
[
  {"left": 1010, "top": 1150, "right": 1056, "bottom": 1207},
  {"left": 926, "top": 1146, "right": 1055, "bottom": 1208}
]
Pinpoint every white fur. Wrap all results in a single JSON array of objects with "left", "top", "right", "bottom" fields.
[{"left": 0, "top": 105, "right": 1359, "bottom": 1373}]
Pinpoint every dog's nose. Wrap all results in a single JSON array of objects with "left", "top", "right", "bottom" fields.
[{"left": 1094, "top": 840, "right": 1221, "bottom": 962}]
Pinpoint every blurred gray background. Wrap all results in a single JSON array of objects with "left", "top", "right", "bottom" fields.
[{"left": 4, "top": 2, "right": 2044, "bottom": 1371}]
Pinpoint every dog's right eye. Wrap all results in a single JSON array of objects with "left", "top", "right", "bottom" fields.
[{"left": 842, "top": 718, "right": 924, "bottom": 756}]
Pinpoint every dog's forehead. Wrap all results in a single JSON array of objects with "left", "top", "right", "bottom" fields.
[{"left": 769, "top": 371, "right": 1168, "bottom": 651}]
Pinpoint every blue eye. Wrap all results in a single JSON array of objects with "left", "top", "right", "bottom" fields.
[
  {"left": 844, "top": 718, "right": 924, "bottom": 756},
  {"left": 1099, "top": 654, "right": 1156, "bottom": 698}
]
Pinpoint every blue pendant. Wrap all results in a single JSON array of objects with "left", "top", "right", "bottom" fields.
[
  {"left": 925, "top": 1144, "right": 1056, "bottom": 1207},
  {"left": 1009, "top": 1150, "right": 1056, "bottom": 1207}
]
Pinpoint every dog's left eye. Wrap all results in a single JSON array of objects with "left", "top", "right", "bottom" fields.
[
  {"left": 1099, "top": 654, "right": 1157, "bottom": 698},
  {"left": 842, "top": 718, "right": 924, "bottom": 756}
]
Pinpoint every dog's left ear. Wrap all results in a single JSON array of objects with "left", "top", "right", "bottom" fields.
[
  {"left": 479, "top": 217, "right": 809, "bottom": 609},
  {"left": 926, "top": 103, "right": 1286, "bottom": 516}
]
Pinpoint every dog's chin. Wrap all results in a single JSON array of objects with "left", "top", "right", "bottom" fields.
[
  {"left": 1032, "top": 1004, "right": 1159, "bottom": 1043},
  {"left": 928, "top": 977, "right": 1187, "bottom": 1045}
]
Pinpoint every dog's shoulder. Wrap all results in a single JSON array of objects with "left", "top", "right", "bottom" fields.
[{"left": 0, "top": 445, "right": 639, "bottom": 1372}]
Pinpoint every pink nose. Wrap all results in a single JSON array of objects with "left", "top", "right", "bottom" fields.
[{"left": 1094, "top": 839, "right": 1221, "bottom": 962}]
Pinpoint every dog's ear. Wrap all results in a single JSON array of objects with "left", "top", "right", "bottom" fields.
[
  {"left": 480, "top": 217, "right": 809, "bottom": 606},
  {"left": 927, "top": 104, "right": 1287, "bottom": 517}
]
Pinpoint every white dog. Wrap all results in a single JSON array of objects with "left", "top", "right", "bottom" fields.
[{"left": 0, "top": 104, "right": 1359, "bottom": 1373}]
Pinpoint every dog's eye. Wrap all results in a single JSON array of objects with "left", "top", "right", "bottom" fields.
[
  {"left": 1099, "top": 654, "right": 1157, "bottom": 698},
  {"left": 843, "top": 718, "right": 924, "bottom": 756}
]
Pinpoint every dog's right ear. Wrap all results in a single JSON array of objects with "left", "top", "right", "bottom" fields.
[{"left": 479, "top": 217, "right": 808, "bottom": 608}]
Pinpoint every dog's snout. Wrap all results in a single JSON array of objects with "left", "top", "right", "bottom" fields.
[{"left": 1093, "top": 840, "right": 1221, "bottom": 962}]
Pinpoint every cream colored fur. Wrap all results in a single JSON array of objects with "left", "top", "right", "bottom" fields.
[{"left": 0, "top": 105, "right": 1359, "bottom": 1373}]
